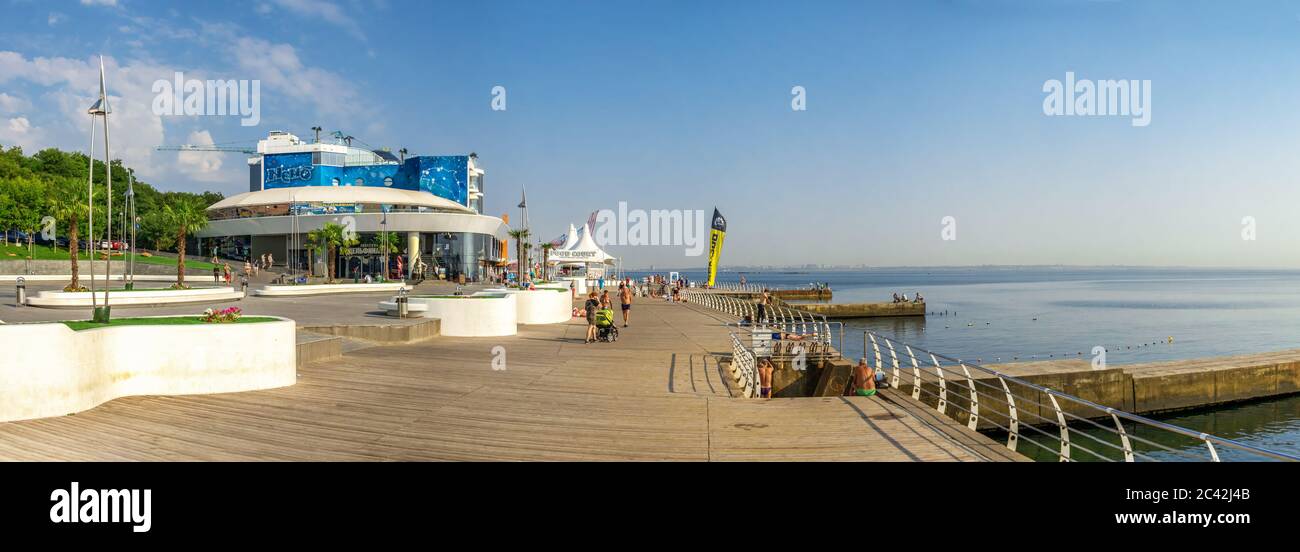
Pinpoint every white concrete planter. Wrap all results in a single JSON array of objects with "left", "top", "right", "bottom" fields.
[
  {"left": 405, "top": 294, "right": 516, "bottom": 336},
  {"left": 0, "top": 316, "right": 296, "bottom": 422},
  {"left": 255, "top": 282, "right": 409, "bottom": 297},
  {"left": 558, "top": 277, "right": 587, "bottom": 296},
  {"left": 24, "top": 286, "right": 244, "bottom": 308},
  {"left": 478, "top": 288, "right": 572, "bottom": 324}
]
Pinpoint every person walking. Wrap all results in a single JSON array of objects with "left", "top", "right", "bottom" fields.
[
  {"left": 584, "top": 292, "right": 600, "bottom": 344},
  {"left": 618, "top": 283, "right": 633, "bottom": 327}
]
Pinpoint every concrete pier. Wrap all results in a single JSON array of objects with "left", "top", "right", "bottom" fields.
[{"left": 793, "top": 301, "right": 925, "bottom": 318}]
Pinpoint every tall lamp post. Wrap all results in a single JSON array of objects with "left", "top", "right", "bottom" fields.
[
  {"left": 83, "top": 108, "right": 97, "bottom": 314},
  {"left": 124, "top": 167, "right": 136, "bottom": 290},
  {"left": 86, "top": 56, "right": 113, "bottom": 322}
]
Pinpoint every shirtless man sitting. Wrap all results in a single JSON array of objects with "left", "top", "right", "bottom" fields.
[{"left": 853, "top": 358, "right": 877, "bottom": 397}]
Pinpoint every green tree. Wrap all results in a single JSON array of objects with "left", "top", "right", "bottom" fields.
[
  {"left": 539, "top": 242, "right": 554, "bottom": 281},
  {"left": 307, "top": 222, "right": 358, "bottom": 283},
  {"left": 0, "top": 180, "right": 15, "bottom": 247},
  {"left": 508, "top": 228, "right": 530, "bottom": 282},
  {"left": 372, "top": 231, "right": 401, "bottom": 255},
  {"left": 140, "top": 210, "right": 176, "bottom": 252},
  {"left": 12, "top": 176, "right": 49, "bottom": 257},
  {"left": 162, "top": 196, "right": 208, "bottom": 287}
]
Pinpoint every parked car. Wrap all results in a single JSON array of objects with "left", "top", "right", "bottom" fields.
[{"left": 98, "top": 240, "right": 127, "bottom": 251}]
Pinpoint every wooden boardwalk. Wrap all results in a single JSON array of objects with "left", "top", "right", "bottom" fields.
[{"left": 0, "top": 299, "right": 1015, "bottom": 461}]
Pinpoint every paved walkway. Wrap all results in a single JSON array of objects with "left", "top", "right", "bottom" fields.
[{"left": 0, "top": 298, "right": 1000, "bottom": 461}]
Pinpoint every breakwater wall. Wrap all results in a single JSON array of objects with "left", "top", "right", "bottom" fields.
[{"left": 793, "top": 301, "right": 925, "bottom": 318}]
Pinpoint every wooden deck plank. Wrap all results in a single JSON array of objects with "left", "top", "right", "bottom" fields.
[{"left": 0, "top": 300, "right": 1011, "bottom": 461}]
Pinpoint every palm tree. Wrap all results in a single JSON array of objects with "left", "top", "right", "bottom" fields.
[
  {"left": 523, "top": 242, "right": 533, "bottom": 281},
  {"left": 307, "top": 222, "right": 358, "bottom": 283},
  {"left": 539, "top": 242, "right": 554, "bottom": 282},
  {"left": 508, "top": 228, "right": 530, "bottom": 282},
  {"left": 47, "top": 177, "right": 90, "bottom": 291},
  {"left": 372, "top": 232, "right": 401, "bottom": 280},
  {"left": 163, "top": 196, "right": 208, "bottom": 288}
]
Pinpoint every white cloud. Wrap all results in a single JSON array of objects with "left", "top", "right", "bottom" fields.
[
  {"left": 0, "top": 116, "right": 45, "bottom": 151},
  {"left": 48, "top": 12, "right": 67, "bottom": 26},
  {"left": 225, "top": 36, "right": 361, "bottom": 116},
  {"left": 6, "top": 117, "right": 31, "bottom": 134},
  {"left": 0, "top": 51, "right": 168, "bottom": 180},
  {"left": 176, "top": 130, "right": 226, "bottom": 182},
  {"left": 0, "top": 93, "right": 31, "bottom": 114},
  {"left": 0, "top": 21, "right": 371, "bottom": 194},
  {"left": 268, "top": 0, "right": 365, "bottom": 42},
  {"left": 80, "top": 0, "right": 119, "bottom": 6}
]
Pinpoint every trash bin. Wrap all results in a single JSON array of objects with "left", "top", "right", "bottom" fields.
[{"left": 15, "top": 277, "right": 25, "bottom": 307}]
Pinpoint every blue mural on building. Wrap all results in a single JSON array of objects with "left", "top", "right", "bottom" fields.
[
  {"left": 262, "top": 152, "right": 314, "bottom": 187},
  {"left": 262, "top": 152, "right": 469, "bottom": 206}
]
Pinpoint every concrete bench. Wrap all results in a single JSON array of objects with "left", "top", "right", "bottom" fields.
[{"left": 377, "top": 300, "right": 428, "bottom": 318}]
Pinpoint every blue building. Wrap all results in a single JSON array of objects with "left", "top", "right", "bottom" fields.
[{"left": 200, "top": 131, "right": 508, "bottom": 281}]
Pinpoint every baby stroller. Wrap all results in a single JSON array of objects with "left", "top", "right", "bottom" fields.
[{"left": 595, "top": 308, "right": 619, "bottom": 342}]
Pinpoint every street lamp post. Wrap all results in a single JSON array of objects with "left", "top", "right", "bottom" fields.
[{"left": 85, "top": 56, "right": 114, "bottom": 322}]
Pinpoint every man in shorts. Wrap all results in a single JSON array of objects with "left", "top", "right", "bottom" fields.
[
  {"left": 853, "top": 358, "right": 877, "bottom": 397},
  {"left": 618, "top": 283, "right": 633, "bottom": 327}
]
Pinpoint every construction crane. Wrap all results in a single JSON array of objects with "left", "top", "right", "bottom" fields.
[{"left": 330, "top": 130, "right": 355, "bottom": 146}]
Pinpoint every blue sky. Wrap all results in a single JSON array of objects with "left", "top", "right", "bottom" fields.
[{"left": 3, "top": 0, "right": 1300, "bottom": 268}]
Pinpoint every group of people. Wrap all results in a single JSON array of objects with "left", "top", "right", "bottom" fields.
[
  {"left": 207, "top": 252, "right": 279, "bottom": 286},
  {"left": 753, "top": 355, "right": 884, "bottom": 399},
  {"left": 582, "top": 283, "right": 635, "bottom": 344},
  {"left": 892, "top": 291, "right": 924, "bottom": 303}
]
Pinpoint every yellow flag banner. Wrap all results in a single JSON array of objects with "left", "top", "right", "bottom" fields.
[{"left": 706, "top": 208, "right": 726, "bottom": 287}]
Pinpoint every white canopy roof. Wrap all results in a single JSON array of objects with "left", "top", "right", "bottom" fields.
[
  {"left": 207, "top": 186, "right": 475, "bottom": 214},
  {"left": 549, "top": 222, "right": 614, "bottom": 264},
  {"left": 557, "top": 224, "right": 579, "bottom": 250}
]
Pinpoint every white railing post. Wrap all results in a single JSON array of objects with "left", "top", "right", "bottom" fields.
[
  {"left": 998, "top": 375, "right": 1019, "bottom": 452},
  {"left": 960, "top": 363, "right": 979, "bottom": 431},
  {"left": 1048, "top": 393, "right": 1070, "bottom": 462}
]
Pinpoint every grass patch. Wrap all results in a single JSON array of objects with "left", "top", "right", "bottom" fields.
[
  {"left": 62, "top": 316, "right": 278, "bottom": 331},
  {"left": 0, "top": 244, "right": 218, "bottom": 270}
]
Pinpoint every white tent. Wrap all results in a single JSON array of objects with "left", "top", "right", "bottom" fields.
[
  {"left": 549, "top": 222, "right": 614, "bottom": 264},
  {"left": 555, "top": 224, "right": 579, "bottom": 250}
]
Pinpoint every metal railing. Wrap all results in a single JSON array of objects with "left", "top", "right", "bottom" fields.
[
  {"left": 862, "top": 331, "right": 1300, "bottom": 462},
  {"left": 685, "top": 288, "right": 844, "bottom": 355},
  {"left": 728, "top": 332, "right": 760, "bottom": 398},
  {"left": 711, "top": 282, "right": 764, "bottom": 292}
]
